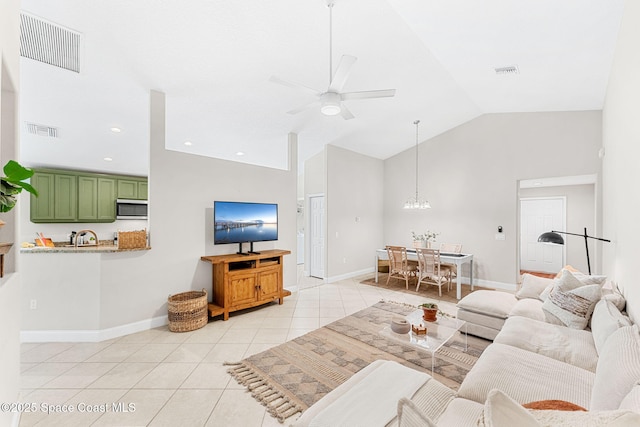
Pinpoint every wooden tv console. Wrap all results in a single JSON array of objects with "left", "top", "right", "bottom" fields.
[{"left": 200, "top": 249, "right": 291, "bottom": 320}]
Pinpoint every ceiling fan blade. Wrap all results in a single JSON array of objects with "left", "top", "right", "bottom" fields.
[
  {"left": 287, "top": 100, "right": 319, "bottom": 115},
  {"left": 340, "top": 104, "right": 355, "bottom": 120},
  {"left": 328, "top": 55, "right": 357, "bottom": 92},
  {"left": 341, "top": 89, "right": 396, "bottom": 100},
  {"left": 269, "top": 76, "right": 321, "bottom": 97}
]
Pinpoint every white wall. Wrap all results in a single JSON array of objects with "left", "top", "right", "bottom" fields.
[
  {"left": 326, "top": 145, "right": 384, "bottom": 280},
  {"left": 602, "top": 0, "right": 640, "bottom": 322},
  {"left": 96, "top": 91, "right": 297, "bottom": 329},
  {"left": 0, "top": 0, "right": 22, "bottom": 424},
  {"left": 384, "top": 111, "right": 603, "bottom": 287},
  {"left": 518, "top": 184, "right": 595, "bottom": 274}
]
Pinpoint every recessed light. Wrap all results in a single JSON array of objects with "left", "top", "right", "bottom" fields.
[
  {"left": 103, "top": 157, "right": 113, "bottom": 162},
  {"left": 110, "top": 127, "right": 121, "bottom": 133},
  {"left": 184, "top": 141, "right": 192, "bottom": 146},
  {"left": 236, "top": 151, "right": 245, "bottom": 156}
]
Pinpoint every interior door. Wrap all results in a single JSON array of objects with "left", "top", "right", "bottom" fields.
[
  {"left": 520, "top": 197, "right": 565, "bottom": 273},
  {"left": 309, "top": 195, "right": 325, "bottom": 279}
]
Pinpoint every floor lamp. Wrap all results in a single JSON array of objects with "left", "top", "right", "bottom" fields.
[{"left": 537, "top": 227, "right": 610, "bottom": 275}]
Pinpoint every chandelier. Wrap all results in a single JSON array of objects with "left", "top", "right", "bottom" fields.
[{"left": 403, "top": 120, "right": 431, "bottom": 210}]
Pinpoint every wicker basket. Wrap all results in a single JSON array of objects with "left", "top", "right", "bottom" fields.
[
  {"left": 167, "top": 289, "right": 208, "bottom": 332},
  {"left": 118, "top": 229, "right": 147, "bottom": 249}
]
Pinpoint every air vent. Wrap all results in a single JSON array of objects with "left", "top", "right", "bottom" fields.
[
  {"left": 20, "top": 12, "right": 81, "bottom": 73},
  {"left": 25, "top": 122, "right": 59, "bottom": 138},
  {"left": 494, "top": 65, "right": 519, "bottom": 75}
]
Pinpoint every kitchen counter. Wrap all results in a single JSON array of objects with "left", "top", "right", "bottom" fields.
[{"left": 21, "top": 244, "right": 151, "bottom": 253}]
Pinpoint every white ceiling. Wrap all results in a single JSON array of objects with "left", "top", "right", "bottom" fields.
[{"left": 19, "top": 0, "right": 624, "bottom": 176}]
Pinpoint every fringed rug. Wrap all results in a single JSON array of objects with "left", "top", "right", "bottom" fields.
[{"left": 226, "top": 301, "right": 489, "bottom": 423}]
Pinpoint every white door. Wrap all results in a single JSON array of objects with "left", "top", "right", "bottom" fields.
[
  {"left": 520, "top": 198, "right": 565, "bottom": 273},
  {"left": 309, "top": 195, "right": 325, "bottom": 279}
]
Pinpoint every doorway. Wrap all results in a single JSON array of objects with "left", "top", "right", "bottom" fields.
[
  {"left": 519, "top": 197, "right": 565, "bottom": 274},
  {"left": 309, "top": 194, "right": 325, "bottom": 279}
]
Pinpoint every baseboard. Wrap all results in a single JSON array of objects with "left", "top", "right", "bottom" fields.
[
  {"left": 327, "top": 267, "right": 375, "bottom": 284},
  {"left": 20, "top": 315, "right": 169, "bottom": 343}
]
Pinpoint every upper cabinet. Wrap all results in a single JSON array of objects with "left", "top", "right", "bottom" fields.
[
  {"left": 30, "top": 169, "right": 147, "bottom": 223},
  {"left": 117, "top": 178, "right": 147, "bottom": 200}
]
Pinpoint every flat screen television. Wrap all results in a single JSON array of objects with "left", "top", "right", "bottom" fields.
[{"left": 214, "top": 201, "right": 278, "bottom": 254}]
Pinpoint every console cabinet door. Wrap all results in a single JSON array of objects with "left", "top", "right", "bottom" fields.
[
  {"left": 97, "top": 178, "right": 116, "bottom": 221},
  {"left": 77, "top": 176, "right": 98, "bottom": 221},
  {"left": 228, "top": 272, "right": 258, "bottom": 308},
  {"left": 258, "top": 268, "right": 280, "bottom": 300}
]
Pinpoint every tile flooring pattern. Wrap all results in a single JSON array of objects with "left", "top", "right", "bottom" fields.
[{"left": 19, "top": 273, "right": 458, "bottom": 427}]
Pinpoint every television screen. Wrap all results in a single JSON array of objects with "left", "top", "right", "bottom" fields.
[{"left": 214, "top": 201, "right": 278, "bottom": 244}]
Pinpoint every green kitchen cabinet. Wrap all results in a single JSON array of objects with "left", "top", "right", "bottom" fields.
[
  {"left": 117, "top": 178, "right": 147, "bottom": 200},
  {"left": 53, "top": 174, "right": 77, "bottom": 221},
  {"left": 78, "top": 177, "right": 116, "bottom": 222},
  {"left": 31, "top": 168, "right": 146, "bottom": 223},
  {"left": 30, "top": 172, "right": 56, "bottom": 222}
]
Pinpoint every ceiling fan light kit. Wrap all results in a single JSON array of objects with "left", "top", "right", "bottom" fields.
[{"left": 269, "top": 0, "right": 396, "bottom": 120}]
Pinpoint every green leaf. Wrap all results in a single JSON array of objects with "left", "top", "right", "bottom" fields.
[
  {"left": 0, "top": 194, "right": 16, "bottom": 212},
  {"left": 3, "top": 160, "right": 34, "bottom": 181},
  {"left": 12, "top": 181, "right": 38, "bottom": 196}
]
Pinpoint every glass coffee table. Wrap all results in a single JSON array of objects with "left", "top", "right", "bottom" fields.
[{"left": 380, "top": 309, "right": 467, "bottom": 374}]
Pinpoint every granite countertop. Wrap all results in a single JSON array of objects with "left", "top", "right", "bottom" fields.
[{"left": 21, "top": 241, "right": 151, "bottom": 254}]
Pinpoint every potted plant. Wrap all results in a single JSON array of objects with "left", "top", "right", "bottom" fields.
[
  {"left": 419, "top": 302, "right": 439, "bottom": 322},
  {"left": 411, "top": 230, "right": 439, "bottom": 248},
  {"left": 0, "top": 160, "right": 38, "bottom": 214},
  {"left": 0, "top": 160, "right": 38, "bottom": 259}
]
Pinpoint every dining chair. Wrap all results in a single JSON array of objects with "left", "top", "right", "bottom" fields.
[
  {"left": 439, "top": 242, "right": 462, "bottom": 277},
  {"left": 415, "top": 248, "right": 453, "bottom": 296},
  {"left": 385, "top": 245, "right": 417, "bottom": 289}
]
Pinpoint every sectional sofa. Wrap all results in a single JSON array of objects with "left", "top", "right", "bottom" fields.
[{"left": 293, "top": 269, "right": 640, "bottom": 426}]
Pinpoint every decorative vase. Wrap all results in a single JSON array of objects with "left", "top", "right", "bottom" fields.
[
  {"left": 422, "top": 307, "right": 438, "bottom": 322},
  {"left": 413, "top": 240, "right": 426, "bottom": 249}
]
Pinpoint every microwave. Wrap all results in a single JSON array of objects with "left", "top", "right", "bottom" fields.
[{"left": 116, "top": 199, "right": 148, "bottom": 220}]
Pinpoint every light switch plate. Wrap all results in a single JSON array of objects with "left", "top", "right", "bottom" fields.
[{"left": 495, "top": 233, "right": 506, "bottom": 241}]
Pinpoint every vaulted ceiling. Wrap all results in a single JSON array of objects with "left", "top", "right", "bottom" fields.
[{"left": 19, "top": 0, "right": 624, "bottom": 175}]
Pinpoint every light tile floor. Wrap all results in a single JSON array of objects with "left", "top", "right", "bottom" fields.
[{"left": 19, "top": 272, "right": 458, "bottom": 427}]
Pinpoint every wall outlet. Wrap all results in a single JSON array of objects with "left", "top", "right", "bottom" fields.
[{"left": 30, "top": 299, "right": 37, "bottom": 310}]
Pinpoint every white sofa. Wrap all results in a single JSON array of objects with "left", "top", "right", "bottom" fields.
[{"left": 293, "top": 270, "right": 640, "bottom": 426}]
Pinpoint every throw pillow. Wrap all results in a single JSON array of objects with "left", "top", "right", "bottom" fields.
[
  {"left": 555, "top": 265, "right": 580, "bottom": 278},
  {"left": 590, "top": 299, "right": 631, "bottom": 355},
  {"left": 541, "top": 269, "right": 602, "bottom": 329},
  {"left": 396, "top": 397, "right": 437, "bottom": 427},
  {"left": 619, "top": 382, "right": 640, "bottom": 413},
  {"left": 522, "top": 400, "right": 586, "bottom": 411},
  {"left": 516, "top": 274, "right": 554, "bottom": 300},
  {"left": 477, "top": 389, "right": 539, "bottom": 427},
  {"left": 591, "top": 325, "right": 640, "bottom": 411}
]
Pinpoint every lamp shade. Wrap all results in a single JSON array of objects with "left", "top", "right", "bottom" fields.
[{"left": 538, "top": 232, "right": 565, "bottom": 245}]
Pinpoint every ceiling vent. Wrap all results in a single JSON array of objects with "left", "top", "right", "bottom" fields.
[
  {"left": 25, "top": 122, "right": 59, "bottom": 138},
  {"left": 20, "top": 12, "right": 81, "bottom": 73},
  {"left": 494, "top": 65, "right": 520, "bottom": 75}
]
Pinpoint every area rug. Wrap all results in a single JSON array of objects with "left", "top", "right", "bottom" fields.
[
  {"left": 360, "top": 273, "right": 492, "bottom": 303},
  {"left": 226, "top": 301, "right": 489, "bottom": 422}
]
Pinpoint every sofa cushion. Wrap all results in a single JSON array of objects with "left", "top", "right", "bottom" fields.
[
  {"left": 457, "top": 309, "right": 507, "bottom": 330},
  {"left": 478, "top": 389, "right": 640, "bottom": 427},
  {"left": 456, "top": 290, "right": 517, "bottom": 319},
  {"left": 436, "top": 398, "right": 484, "bottom": 427},
  {"left": 477, "top": 389, "right": 539, "bottom": 427},
  {"left": 509, "top": 298, "right": 546, "bottom": 322},
  {"left": 541, "top": 270, "right": 602, "bottom": 329},
  {"left": 619, "top": 382, "right": 640, "bottom": 413},
  {"left": 457, "top": 343, "right": 594, "bottom": 409},
  {"left": 494, "top": 316, "right": 598, "bottom": 372},
  {"left": 591, "top": 325, "right": 640, "bottom": 411},
  {"left": 590, "top": 299, "right": 631, "bottom": 355},
  {"left": 516, "top": 274, "right": 554, "bottom": 300},
  {"left": 397, "top": 398, "right": 437, "bottom": 427}
]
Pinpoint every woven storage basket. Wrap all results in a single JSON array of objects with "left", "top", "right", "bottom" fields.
[
  {"left": 118, "top": 229, "right": 147, "bottom": 249},
  {"left": 167, "top": 289, "right": 208, "bottom": 332}
]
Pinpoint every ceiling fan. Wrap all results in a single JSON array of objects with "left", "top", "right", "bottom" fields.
[{"left": 270, "top": 0, "right": 396, "bottom": 120}]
